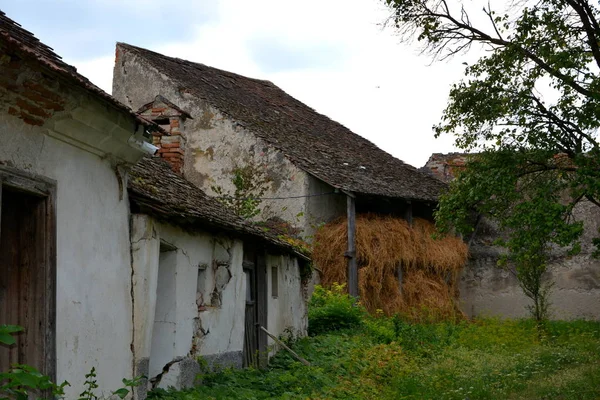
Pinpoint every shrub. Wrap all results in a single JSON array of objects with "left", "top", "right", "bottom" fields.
[{"left": 308, "top": 284, "right": 364, "bottom": 336}]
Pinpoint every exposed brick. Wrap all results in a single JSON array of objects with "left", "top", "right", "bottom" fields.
[
  {"left": 22, "top": 81, "right": 62, "bottom": 103},
  {"left": 7, "top": 106, "right": 19, "bottom": 116},
  {"left": 16, "top": 97, "right": 51, "bottom": 118},
  {"left": 160, "top": 142, "right": 181, "bottom": 149},
  {"left": 170, "top": 119, "right": 180, "bottom": 128},
  {"left": 159, "top": 149, "right": 185, "bottom": 156}
]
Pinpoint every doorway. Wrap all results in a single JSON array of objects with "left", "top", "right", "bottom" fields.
[
  {"left": 0, "top": 168, "right": 56, "bottom": 380},
  {"left": 242, "top": 244, "right": 267, "bottom": 368}
]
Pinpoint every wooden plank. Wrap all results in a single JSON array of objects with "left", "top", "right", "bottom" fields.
[
  {"left": 259, "top": 326, "right": 310, "bottom": 366},
  {"left": 346, "top": 194, "right": 358, "bottom": 298},
  {"left": 43, "top": 185, "right": 57, "bottom": 383}
]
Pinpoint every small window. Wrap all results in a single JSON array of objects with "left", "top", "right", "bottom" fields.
[
  {"left": 153, "top": 118, "right": 170, "bottom": 126},
  {"left": 271, "top": 266, "right": 279, "bottom": 298}
]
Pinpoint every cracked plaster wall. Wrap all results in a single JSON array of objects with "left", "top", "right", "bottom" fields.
[
  {"left": 266, "top": 254, "right": 308, "bottom": 352},
  {"left": 0, "top": 67, "right": 139, "bottom": 398},
  {"left": 113, "top": 48, "right": 346, "bottom": 239},
  {"left": 133, "top": 221, "right": 245, "bottom": 390}
]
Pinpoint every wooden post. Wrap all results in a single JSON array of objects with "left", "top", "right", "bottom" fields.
[
  {"left": 345, "top": 192, "right": 358, "bottom": 298},
  {"left": 404, "top": 201, "right": 413, "bottom": 226},
  {"left": 397, "top": 265, "right": 403, "bottom": 297}
]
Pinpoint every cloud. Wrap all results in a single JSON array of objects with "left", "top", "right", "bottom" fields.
[
  {"left": 247, "top": 37, "right": 349, "bottom": 73},
  {"left": 8, "top": 0, "right": 469, "bottom": 167}
]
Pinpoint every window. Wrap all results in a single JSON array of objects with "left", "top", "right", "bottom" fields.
[{"left": 271, "top": 266, "right": 279, "bottom": 298}]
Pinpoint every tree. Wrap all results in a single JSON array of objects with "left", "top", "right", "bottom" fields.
[{"left": 383, "top": 0, "right": 600, "bottom": 321}]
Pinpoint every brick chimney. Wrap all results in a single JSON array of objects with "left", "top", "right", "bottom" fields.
[{"left": 136, "top": 95, "right": 191, "bottom": 173}]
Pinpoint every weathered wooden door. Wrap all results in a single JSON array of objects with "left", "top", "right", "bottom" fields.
[
  {"left": 242, "top": 244, "right": 267, "bottom": 368},
  {"left": 0, "top": 169, "right": 56, "bottom": 382}
]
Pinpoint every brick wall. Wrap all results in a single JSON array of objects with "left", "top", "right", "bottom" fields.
[{"left": 0, "top": 47, "right": 66, "bottom": 126}]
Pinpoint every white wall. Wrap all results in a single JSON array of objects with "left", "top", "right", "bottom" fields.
[
  {"left": 266, "top": 254, "right": 308, "bottom": 350},
  {"left": 0, "top": 112, "right": 136, "bottom": 399}
]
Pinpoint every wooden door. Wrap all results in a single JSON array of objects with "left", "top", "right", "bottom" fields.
[
  {"left": 0, "top": 168, "right": 56, "bottom": 382},
  {"left": 242, "top": 244, "right": 267, "bottom": 368}
]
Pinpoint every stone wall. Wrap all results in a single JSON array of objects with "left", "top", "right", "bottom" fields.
[{"left": 422, "top": 153, "right": 600, "bottom": 320}]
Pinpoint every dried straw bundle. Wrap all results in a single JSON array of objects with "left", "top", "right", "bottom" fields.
[{"left": 312, "top": 214, "right": 468, "bottom": 321}]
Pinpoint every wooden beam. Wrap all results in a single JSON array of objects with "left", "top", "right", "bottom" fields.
[
  {"left": 346, "top": 193, "right": 358, "bottom": 298},
  {"left": 259, "top": 326, "right": 310, "bottom": 366}
]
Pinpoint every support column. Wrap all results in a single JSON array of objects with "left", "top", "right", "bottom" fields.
[{"left": 345, "top": 192, "right": 358, "bottom": 298}]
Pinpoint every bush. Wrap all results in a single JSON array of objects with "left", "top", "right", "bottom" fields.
[{"left": 308, "top": 284, "right": 364, "bottom": 336}]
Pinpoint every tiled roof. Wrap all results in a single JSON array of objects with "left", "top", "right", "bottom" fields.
[
  {"left": 0, "top": 11, "right": 161, "bottom": 132},
  {"left": 118, "top": 43, "right": 446, "bottom": 202},
  {"left": 128, "top": 157, "right": 308, "bottom": 258}
]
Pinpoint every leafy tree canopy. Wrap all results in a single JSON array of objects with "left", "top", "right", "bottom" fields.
[
  {"left": 384, "top": 0, "right": 600, "bottom": 319},
  {"left": 384, "top": 0, "right": 600, "bottom": 245}
]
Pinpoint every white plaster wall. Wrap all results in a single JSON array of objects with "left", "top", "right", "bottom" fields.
[
  {"left": 130, "top": 215, "right": 160, "bottom": 371},
  {"left": 0, "top": 112, "right": 135, "bottom": 398},
  {"left": 156, "top": 223, "right": 246, "bottom": 363},
  {"left": 113, "top": 49, "right": 313, "bottom": 234},
  {"left": 266, "top": 254, "right": 308, "bottom": 349}
]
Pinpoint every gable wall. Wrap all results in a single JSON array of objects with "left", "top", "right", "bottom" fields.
[
  {"left": 0, "top": 55, "right": 140, "bottom": 397},
  {"left": 113, "top": 48, "right": 346, "bottom": 239}
]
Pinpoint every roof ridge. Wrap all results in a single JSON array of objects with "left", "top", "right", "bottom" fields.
[{"left": 118, "top": 42, "right": 276, "bottom": 87}]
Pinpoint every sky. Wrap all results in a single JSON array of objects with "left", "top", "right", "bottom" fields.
[{"left": 1, "top": 0, "right": 471, "bottom": 167}]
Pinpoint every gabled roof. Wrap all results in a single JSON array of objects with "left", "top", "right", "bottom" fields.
[
  {"left": 137, "top": 95, "right": 192, "bottom": 119},
  {"left": 128, "top": 157, "right": 308, "bottom": 259},
  {"left": 0, "top": 11, "right": 160, "bottom": 133},
  {"left": 118, "top": 43, "right": 446, "bottom": 202}
]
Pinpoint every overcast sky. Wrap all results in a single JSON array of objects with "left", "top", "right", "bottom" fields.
[{"left": 1, "top": 0, "right": 470, "bottom": 167}]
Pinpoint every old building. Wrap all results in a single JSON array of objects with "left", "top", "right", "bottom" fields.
[
  {"left": 422, "top": 153, "right": 600, "bottom": 320},
  {"left": 0, "top": 10, "right": 160, "bottom": 396},
  {"left": 0, "top": 11, "right": 308, "bottom": 399},
  {"left": 128, "top": 157, "right": 308, "bottom": 393},
  {"left": 112, "top": 43, "right": 446, "bottom": 242}
]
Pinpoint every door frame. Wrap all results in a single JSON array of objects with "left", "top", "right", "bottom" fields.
[{"left": 0, "top": 164, "right": 57, "bottom": 381}]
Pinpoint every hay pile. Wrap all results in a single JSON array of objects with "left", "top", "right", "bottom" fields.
[{"left": 312, "top": 214, "right": 468, "bottom": 322}]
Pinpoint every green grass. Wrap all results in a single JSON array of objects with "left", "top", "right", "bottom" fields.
[{"left": 147, "top": 317, "right": 600, "bottom": 400}]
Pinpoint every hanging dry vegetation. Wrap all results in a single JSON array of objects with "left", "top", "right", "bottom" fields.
[{"left": 312, "top": 214, "right": 468, "bottom": 321}]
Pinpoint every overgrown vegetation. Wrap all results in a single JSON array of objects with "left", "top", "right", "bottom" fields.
[
  {"left": 211, "top": 161, "right": 270, "bottom": 220},
  {"left": 148, "top": 286, "right": 600, "bottom": 399},
  {"left": 313, "top": 214, "right": 468, "bottom": 320}
]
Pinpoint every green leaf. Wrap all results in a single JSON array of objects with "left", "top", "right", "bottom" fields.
[{"left": 112, "top": 388, "right": 129, "bottom": 399}]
